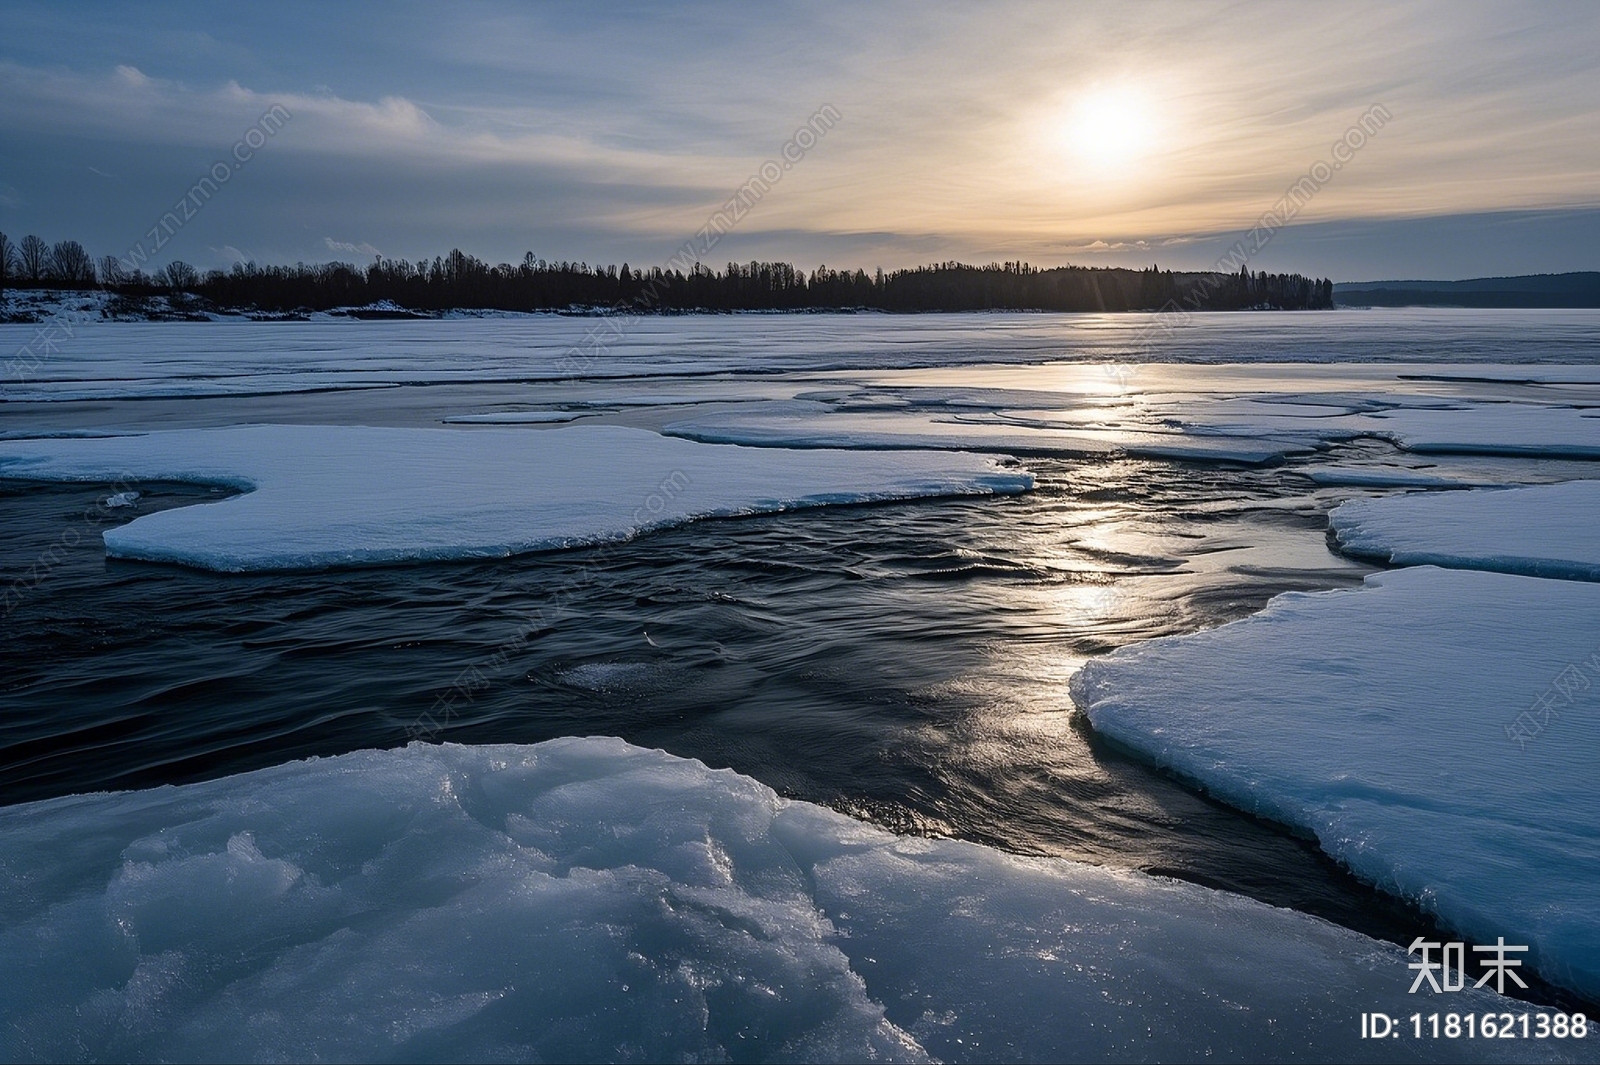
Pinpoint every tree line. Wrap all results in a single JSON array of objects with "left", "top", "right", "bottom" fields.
[{"left": 0, "top": 232, "right": 1333, "bottom": 313}]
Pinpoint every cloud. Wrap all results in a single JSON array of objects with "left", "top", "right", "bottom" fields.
[
  {"left": 0, "top": 56, "right": 766, "bottom": 251},
  {"left": 0, "top": 60, "right": 745, "bottom": 189},
  {"left": 1056, "top": 239, "right": 1154, "bottom": 254},
  {"left": 324, "top": 237, "right": 382, "bottom": 257},
  {"left": 3, "top": 2, "right": 1600, "bottom": 275}
]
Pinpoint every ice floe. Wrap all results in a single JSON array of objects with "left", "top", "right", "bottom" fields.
[
  {"left": 1300, "top": 466, "right": 1477, "bottom": 488},
  {"left": 653, "top": 375, "right": 1600, "bottom": 468},
  {"left": 664, "top": 402, "right": 1316, "bottom": 464},
  {"left": 1356, "top": 406, "right": 1600, "bottom": 458},
  {"left": 0, "top": 424, "right": 1031, "bottom": 572},
  {"left": 0, "top": 737, "right": 1556, "bottom": 1064},
  {"left": 1071, "top": 566, "right": 1600, "bottom": 1000},
  {"left": 1332, "top": 481, "right": 1600, "bottom": 580},
  {"left": 440, "top": 410, "right": 584, "bottom": 424}
]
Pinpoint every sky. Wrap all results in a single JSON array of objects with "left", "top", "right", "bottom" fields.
[{"left": 1, "top": 1, "right": 1597, "bottom": 281}]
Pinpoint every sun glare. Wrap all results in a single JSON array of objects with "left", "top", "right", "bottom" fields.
[{"left": 1061, "top": 88, "right": 1157, "bottom": 173}]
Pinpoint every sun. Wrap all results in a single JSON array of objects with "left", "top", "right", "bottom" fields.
[{"left": 1060, "top": 88, "right": 1158, "bottom": 173}]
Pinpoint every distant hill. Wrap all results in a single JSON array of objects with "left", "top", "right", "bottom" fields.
[{"left": 1334, "top": 272, "right": 1600, "bottom": 307}]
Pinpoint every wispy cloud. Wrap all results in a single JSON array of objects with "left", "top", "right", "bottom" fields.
[
  {"left": 1058, "top": 239, "right": 1154, "bottom": 254},
  {"left": 324, "top": 237, "right": 382, "bottom": 257}
]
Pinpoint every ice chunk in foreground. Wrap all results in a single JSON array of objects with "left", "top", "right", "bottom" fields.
[
  {"left": 0, "top": 424, "right": 1031, "bottom": 572},
  {"left": 1071, "top": 567, "right": 1600, "bottom": 1000},
  {"left": 0, "top": 738, "right": 1560, "bottom": 1064},
  {"left": 1332, "top": 480, "right": 1600, "bottom": 581}
]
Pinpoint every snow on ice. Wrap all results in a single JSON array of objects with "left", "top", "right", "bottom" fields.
[
  {"left": 0, "top": 424, "right": 1032, "bottom": 571},
  {"left": 1332, "top": 480, "right": 1600, "bottom": 581},
  {"left": 1356, "top": 407, "right": 1600, "bottom": 459},
  {"left": 1071, "top": 566, "right": 1600, "bottom": 1000}
]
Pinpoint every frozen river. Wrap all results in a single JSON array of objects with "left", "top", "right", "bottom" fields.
[{"left": 3, "top": 309, "right": 1598, "bottom": 1058}]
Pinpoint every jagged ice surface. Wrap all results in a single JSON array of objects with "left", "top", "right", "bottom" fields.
[{"left": 0, "top": 737, "right": 1561, "bottom": 1064}]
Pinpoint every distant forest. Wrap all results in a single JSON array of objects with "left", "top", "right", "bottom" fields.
[
  {"left": 1334, "top": 273, "right": 1600, "bottom": 308},
  {"left": 0, "top": 232, "right": 1334, "bottom": 314}
]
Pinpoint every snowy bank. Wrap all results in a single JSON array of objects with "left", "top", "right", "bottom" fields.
[
  {"left": 1332, "top": 480, "right": 1600, "bottom": 580},
  {"left": 0, "top": 425, "right": 1031, "bottom": 572},
  {"left": 1071, "top": 567, "right": 1600, "bottom": 1000},
  {"left": 0, "top": 737, "right": 1557, "bottom": 1064}
]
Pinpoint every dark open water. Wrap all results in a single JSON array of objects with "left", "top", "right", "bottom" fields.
[{"left": 0, "top": 448, "right": 1460, "bottom": 952}]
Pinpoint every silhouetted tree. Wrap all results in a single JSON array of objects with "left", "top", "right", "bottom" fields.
[
  {"left": 50, "top": 240, "right": 96, "bottom": 285},
  {"left": 19, "top": 235, "right": 48, "bottom": 282},
  {"left": 184, "top": 254, "right": 1331, "bottom": 314},
  {"left": 6, "top": 228, "right": 1329, "bottom": 313},
  {"left": 162, "top": 261, "right": 200, "bottom": 291},
  {"left": 0, "top": 232, "right": 15, "bottom": 298}
]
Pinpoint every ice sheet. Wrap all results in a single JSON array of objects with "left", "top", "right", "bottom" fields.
[
  {"left": 1301, "top": 466, "right": 1477, "bottom": 488},
  {"left": 0, "top": 424, "right": 1031, "bottom": 572},
  {"left": 665, "top": 403, "right": 1313, "bottom": 464},
  {"left": 1071, "top": 566, "right": 1600, "bottom": 1000},
  {"left": 1356, "top": 407, "right": 1600, "bottom": 458},
  {"left": 440, "top": 410, "right": 584, "bottom": 424},
  {"left": 0, "top": 737, "right": 1557, "bottom": 1063},
  {"left": 8, "top": 309, "right": 1600, "bottom": 402},
  {"left": 661, "top": 383, "right": 1600, "bottom": 468},
  {"left": 1332, "top": 481, "right": 1600, "bottom": 580}
]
